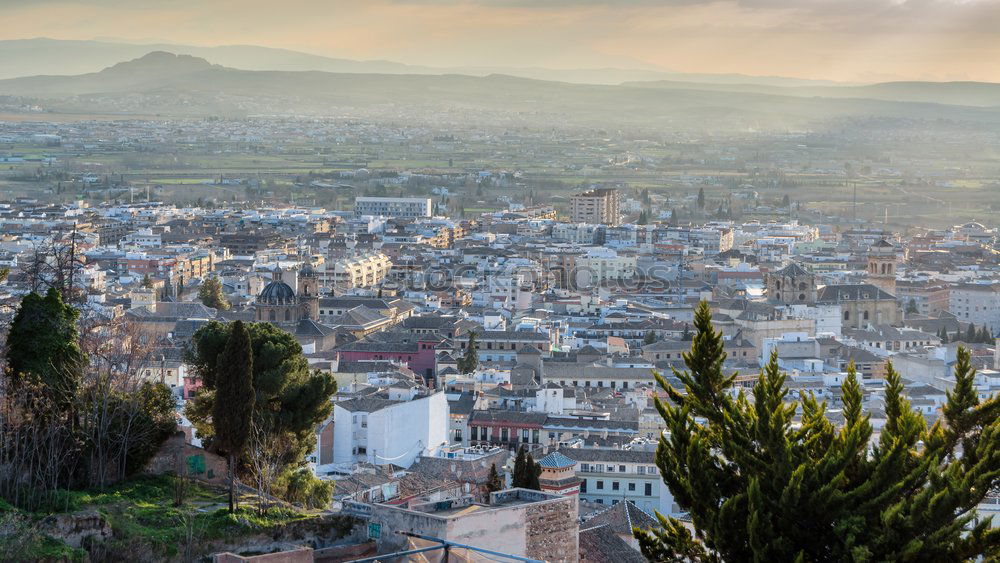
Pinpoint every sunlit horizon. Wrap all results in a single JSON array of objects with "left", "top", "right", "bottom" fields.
[{"left": 3, "top": 0, "right": 1000, "bottom": 83}]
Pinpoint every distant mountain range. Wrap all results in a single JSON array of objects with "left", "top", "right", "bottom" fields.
[
  {"left": 4, "top": 51, "right": 1000, "bottom": 130},
  {"left": 0, "top": 38, "right": 848, "bottom": 87}
]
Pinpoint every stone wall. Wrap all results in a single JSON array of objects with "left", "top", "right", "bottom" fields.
[
  {"left": 524, "top": 495, "right": 579, "bottom": 563},
  {"left": 214, "top": 547, "right": 313, "bottom": 563}
]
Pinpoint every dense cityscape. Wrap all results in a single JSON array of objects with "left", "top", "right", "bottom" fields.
[
  {"left": 0, "top": 109, "right": 997, "bottom": 560},
  {"left": 3, "top": 0, "right": 1000, "bottom": 557}
]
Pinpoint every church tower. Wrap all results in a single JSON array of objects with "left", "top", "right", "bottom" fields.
[
  {"left": 867, "top": 239, "right": 897, "bottom": 296},
  {"left": 297, "top": 263, "right": 320, "bottom": 320},
  {"left": 766, "top": 262, "right": 816, "bottom": 304}
]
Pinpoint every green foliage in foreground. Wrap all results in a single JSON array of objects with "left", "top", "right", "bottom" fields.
[
  {"left": 635, "top": 301, "right": 1000, "bottom": 562},
  {"left": 0, "top": 475, "right": 320, "bottom": 560}
]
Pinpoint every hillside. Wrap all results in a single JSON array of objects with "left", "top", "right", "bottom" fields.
[
  {"left": 0, "top": 38, "right": 847, "bottom": 86},
  {"left": 3, "top": 52, "right": 1000, "bottom": 130},
  {"left": 624, "top": 79, "right": 1000, "bottom": 108}
]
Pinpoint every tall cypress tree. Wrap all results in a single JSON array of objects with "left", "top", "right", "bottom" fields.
[
  {"left": 486, "top": 463, "right": 503, "bottom": 493},
  {"left": 512, "top": 446, "right": 527, "bottom": 488},
  {"left": 978, "top": 326, "right": 992, "bottom": 343},
  {"left": 213, "top": 320, "right": 255, "bottom": 513},
  {"left": 966, "top": 323, "right": 977, "bottom": 343},
  {"left": 524, "top": 453, "right": 541, "bottom": 491},
  {"left": 634, "top": 300, "right": 1000, "bottom": 561},
  {"left": 458, "top": 331, "right": 479, "bottom": 374}
]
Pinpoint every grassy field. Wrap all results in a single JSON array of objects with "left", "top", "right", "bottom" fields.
[{"left": 0, "top": 475, "right": 324, "bottom": 561}]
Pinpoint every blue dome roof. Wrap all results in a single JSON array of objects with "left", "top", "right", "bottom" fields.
[{"left": 258, "top": 280, "right": 295, "bottom": 303}]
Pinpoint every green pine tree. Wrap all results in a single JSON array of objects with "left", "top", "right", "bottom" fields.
[
  {"left": 967, "top": 323, "right": 977, "bottom": 343},
  {"left": 198, "top": 275, "right": 231, "bottom": 311},
  {"left": 213, "top": 320, "right": 255, "bottom": 513},
  {"left": 5, "top": 288, "right": 87, "bottom": 412},
  {"left": 634, "top": 301, "right": 1000, "bottom": 561},
  {"left": 906, "top": 298, "right": 919, "bottom": 315},
  {"left": 643, "top": 331, "right": 657, "bottom": 346},
  {"left": 185, "top": 321, "right": 338, "bottom": 491},
  {"left": 939, "top": 326, "right": 949, "bottom": 343},
  {"left": 458, "top": 332, "right": 479, "bottom": 374},
  {"left": 486, "top": 463, "right": 503, "bottom": 493},
  {"left": 141, "top": 274, "right": 153, "bottom": 288}
]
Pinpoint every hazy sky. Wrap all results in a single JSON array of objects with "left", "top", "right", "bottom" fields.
[{"left": 4, "top": 0, "right": 1000, "bottom": 82}]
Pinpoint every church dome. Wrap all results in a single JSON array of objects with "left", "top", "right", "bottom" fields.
[{"left": 258, "top": 280, "right": 295, "bottom": 303}]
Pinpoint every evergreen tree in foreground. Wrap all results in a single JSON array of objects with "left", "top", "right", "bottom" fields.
[
  {"left": 213, "top": 320, "right": 255, "bottom": 513},
  {"left": 634, "top": 300, "right": 1000, "bottom": 561},
  {"left": 5, "top": 288, "right": 87, "bottom": 412}
]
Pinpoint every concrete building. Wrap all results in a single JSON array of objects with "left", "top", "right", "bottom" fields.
[
  {"left": 318, "top": 252, "right": 392, "bottom": 291},
  {"left": 367, "top": 488, "right": 579, "bottom": 562},
  {"left": 331, "top": 391, "right": 449, "bottom": 469},
  {"left": 948, "top": 284, "right": 1000, "bottom": 335},
  {"left": 570, "top": 188, "right": 621, "bottom": 226},
  {"left": 559, "top": 447, "right": 677, "bottom": 517},
  {"left": 355, "top": 196, "right": 433, "bottom": 218},
  {"left": 573, "top": 248, "right": 636, "bottom": 288}
]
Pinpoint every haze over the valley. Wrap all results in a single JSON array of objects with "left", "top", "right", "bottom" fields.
[{"left": 3, "top": 0, "right": 1000, "bottom": 83}]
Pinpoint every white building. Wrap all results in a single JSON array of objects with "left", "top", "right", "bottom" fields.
[
  {"left": 331, "top": 391, "right": 449, "bottom": 469},
  {"left": 574, "top": 248, "right": 636, "bottom": 288},
  {"left": 318, "top": 252, "right": 392, "bottom": 290},
  {"left": 948, "top": 284, "right": 1000, "bottom": 335},
  {"left": 354, "top": 197, "right": 433, "bottom": 218},
  {"left": 559, "top": 447, "right": 677, "bottom": 517}
]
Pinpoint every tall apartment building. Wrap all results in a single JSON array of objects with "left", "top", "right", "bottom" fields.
[
  {"left": 318, "top": 252, "right": 392, "bottom": 291},
  {"left": 570, "top": 188, "right": 621, "bottom": 226},
  {"left": 948, "top": 283, "right": 1000, "bottom": 335},
  {"left": 355, "top": 196, "right": 433, "bottom": 218}
]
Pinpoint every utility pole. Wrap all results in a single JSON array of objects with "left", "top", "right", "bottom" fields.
[{"left": 852, "top": 182, "right": 857, "bottom": 224}]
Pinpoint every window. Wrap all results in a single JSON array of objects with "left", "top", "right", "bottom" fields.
[
  {"left": 864, "top": 310, "right": 870, "bottom": 321},
  {"left": 629, "top": 483, "right": 636, "bottom": 491},
  {"left": 532, "top": 429, "right": 540, "bottom": 444},
  {"left": 637, "top": 466, "right": 645, "bottom": 475},
  {"left": 645, "top": 483, "right": 652, "bottom": 496},
  {"left": 844, "top": 311, "right": 850, "bottom": 321},
  {"left": 522, "top": 429, "right": 530, "bottom": 442},
  {"left": 596, "top": 480, "right": 604, "bottom": 490},
  {"left": 501, "top": 428, "right": 509, "bottom": 442},
  {"left": 619, "top": 465, "right": 626, "bottom": 472},
  {"left": 595, "top": 464, "right": 604, "bottom": 472},
  {"left": 612, "top": 482, "right": 620, "bottom": 491},
  {"left": 580, "top": 479, "right": 587, "bottom": 493},
  {"left": 454, "top": 429, "right": 463, "bottom": 442}
]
